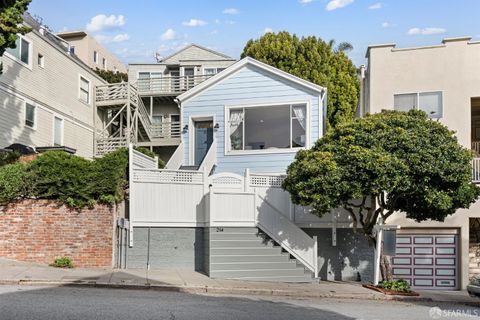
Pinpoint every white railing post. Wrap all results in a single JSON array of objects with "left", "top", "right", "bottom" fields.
[{"left": 244, "top": 168, "right": 251, "bottom": 192}]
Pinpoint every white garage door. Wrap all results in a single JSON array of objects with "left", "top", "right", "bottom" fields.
[{"left": 391, "top": 232, "right": 459, "bottom": 290}]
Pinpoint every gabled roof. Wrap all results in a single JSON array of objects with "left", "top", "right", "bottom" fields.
[
  {"left": 176, "top": 57, "right": 326, "bottom": 104},
  {"left": 159, "top": 43, "right": 235, "bottom": 63}
]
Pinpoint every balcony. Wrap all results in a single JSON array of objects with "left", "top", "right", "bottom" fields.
[{"left": 136, "top": 75, "right": 212, "bottom": 96}]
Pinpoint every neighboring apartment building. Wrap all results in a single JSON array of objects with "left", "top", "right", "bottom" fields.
[
  {"left": 361, "top": 36, "right": 480, "bottom": 290},
  {"left": 0, "top": 14, "right": 107, "bottom": 158},
  {"left": 57, "top": 31, "right": 127, "bottom": 73},
  {"left": 95, "top": 44, "right": 236, "bottom": 160}
]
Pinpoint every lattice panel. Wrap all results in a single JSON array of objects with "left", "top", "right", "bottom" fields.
[
  {"left": 250, "top": 174, "right": 285, "bottom": 188},
  {"left": 133, "top": 169, "right": 204, "bottom": 184},
  {"left": 212, "top": 176, "right": 243, "bottom": 185}
]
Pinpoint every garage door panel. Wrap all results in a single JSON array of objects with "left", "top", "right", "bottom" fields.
[{"left": 392, "top": 233, "right": 459, "bottom": 290}]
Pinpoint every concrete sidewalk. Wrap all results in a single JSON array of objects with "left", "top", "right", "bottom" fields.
[{"left": 0, "top": 258, "right": 478, "bottom": 305}]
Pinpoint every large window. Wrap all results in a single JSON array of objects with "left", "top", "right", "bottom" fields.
[
  {"left": 228, "top": 103, "right": 307, "bottom": 152},
  {"left": 138, "top": 71, "right": 162, "bottom": 91},
  {"left": 79, "top": 76, "right": 90, "bottom": 104},
  {"left": 5, "top": 35, "right": 31, "bottom": 66},
  {"left": 204, "top": 68, "right": 226, "bottom": 76},
  {"left": 25, "top": 102, "right": 36, "bottom": 128},
  {"left": 394, "top": 91, "right": 443, "bottom": 118}
]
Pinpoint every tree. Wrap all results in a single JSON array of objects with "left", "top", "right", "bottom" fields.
[
  {"left": 241, "top": 31, "right": 359, "bottom": 128},
  {"left": 93, "top": 67, "right": 128, "bottom": 83},
  {"left": 328, "top": 39, "right": 353, "bottom": 53},
  {"left": 0, "top": 0, "right": 32, "bottom": 74},
  {"left": 282, "top": 110, "right": 480, "bottom": 279}
]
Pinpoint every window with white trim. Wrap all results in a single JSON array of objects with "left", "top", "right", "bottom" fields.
[
  {"left": 79, "top": 76, "right": 90, "bottom": 104},
  {"left": 53, "top": 117, "right": 63, "bottom": 146},
  {"left": 394, "top": 91, "right": 443, "bottom": 118},
  {"left": 102, "top": 58, "right": 107, "bottom": 70},
  {"left": 37, "top": 53, "right": 44, "bottom": 68},
  {"left": 93, "top": 51, "right": 98, "bottom": 63},
  {"left": 5, "top": 35, "right": 31, "bottom": 66},
  {"left": 25, "top": 102, "right": 36, "bottom": 128},
  {"left": 204, "top": 67, "right": 226, "bottom": 76},
  {"left": 228, "top": 103, "right": 307, "bottom": 152}
]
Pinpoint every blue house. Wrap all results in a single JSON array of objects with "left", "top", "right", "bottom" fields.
[
  {"left": 171, "top": 57, "right": 327, "bottom": 174},
  {"left": 125, "top": 57, "right": 371, "bottom": 284}
]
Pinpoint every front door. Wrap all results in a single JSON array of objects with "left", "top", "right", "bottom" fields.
[{"left": 194, "top": 121, "right": 213, "bottom": 166}]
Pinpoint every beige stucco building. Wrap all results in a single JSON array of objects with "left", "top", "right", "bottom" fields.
[
  {"left": 57, "top": 31, "right": 127, "bottom": 74},
  {"left": 362, "top": 36, "right": 480, "bottom": 290}
]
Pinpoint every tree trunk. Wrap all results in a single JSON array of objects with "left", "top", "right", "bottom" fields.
[{"left": 380, "top": 254, "right": 393, "bottom": 281}]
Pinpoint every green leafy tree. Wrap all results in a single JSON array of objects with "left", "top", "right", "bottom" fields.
[
  {"left": 0, "top": 0, "right": 32, "bottom": 74},
  {"left": 93, "top": 67, "right": 128, "bottom": 83},
  {"left": 282, "top": 110, "right": 480, "bottom": 279},
  {"left": 241, "top": 31, "right": 359, "bottom": 128}
]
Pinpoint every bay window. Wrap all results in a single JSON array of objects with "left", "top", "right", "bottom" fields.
[{"left": 228, "top": 103, "right": 307, "bottom": 152}]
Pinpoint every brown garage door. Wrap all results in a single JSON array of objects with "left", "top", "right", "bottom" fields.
[{"left": 391, "top": 233, "right": 459, "bottom": 290}]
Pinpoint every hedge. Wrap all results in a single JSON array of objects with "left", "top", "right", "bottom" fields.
[{"left": 0, "top": 147, "right": 154, "bottom": 209}]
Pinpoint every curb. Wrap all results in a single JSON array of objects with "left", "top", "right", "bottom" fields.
[{"left": 1, "top": 280, "right": 478, "bottom": 306}]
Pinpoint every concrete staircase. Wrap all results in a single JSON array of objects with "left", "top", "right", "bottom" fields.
[{"left": 208, "top": 227, "right": 316, "bottom": 282}]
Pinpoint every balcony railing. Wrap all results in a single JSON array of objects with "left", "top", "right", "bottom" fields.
[
  {"left": 135, "top": 75, "right": 212, "bottom": 95},
  {"left": 473, "top": 142, "right": 480, "bottom": 155},
  {"left": 151, "top": 121, "right": 181, "bottom": 139}
]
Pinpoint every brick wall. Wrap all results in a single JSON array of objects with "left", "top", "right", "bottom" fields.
[{"left": 0, "top": 199, "right": 117, "bottom": 268}]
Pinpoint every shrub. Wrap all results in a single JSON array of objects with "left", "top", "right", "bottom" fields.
[
  {"left": 378, "top": 279, "right": 411, "bottom": 292},
  {"left": 0, "top": 163, "right": 29, "bottom": 205},
  {"left": 50, "top": 257, "right": 74, "bottom": 268},
  {"left": 0, "top": 151, "right": 21, "bottom": 166}
]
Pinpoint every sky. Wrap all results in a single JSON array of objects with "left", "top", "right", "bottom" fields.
[{"left": 28, "top": 0, "right": 480, "bottom": 66}]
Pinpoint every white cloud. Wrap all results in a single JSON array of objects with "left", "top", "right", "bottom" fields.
[
  {"left": 161, "top": 28, "right": 176, "bottom": 40},
  {"left": 408, "top": 27, "right": 446, "bottom": 35},
  {"left": 368, "top": 2, "right": 382, "bottom": 9},
  {"left": 95, "top": 33, "right": 130, "bottom": 43},
  {"left": 86, "top": 14, "right": 125, "bottom": 32},
  {"left": 223, "top": 8, "right": 239, "bottom": 14},
  {"left": 182, "top": 19, "right": 208, "bottom": 27},
  {"left": 326, "top": 0, "right": 354, "bottom": 11},
  {"left": 214, "top": 19, "right": 221, "bottom": 24},
  {"left": 382, "top": 22, "right": 395, "bottom": 28},
  {"left": 299, "top": 0, "right": 313, "bottom": 4},
  {"left": 263, "top": 27, "right": 273, "bottom": 34}
]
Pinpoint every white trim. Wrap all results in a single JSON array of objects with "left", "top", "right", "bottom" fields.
[
  {"left": 37, "top": 53, "right": 45, "bottom": 69},
  {"left": 224, "top": 100, "right": 310, "bottom": 156},
  {"left": 188, "top": 115, "right": 215, "bottom": 166},
  {"left": 78, "top": 74, "right": 91, "bottom": 105},
  {"left": 93, "top": 50, "right": 98, "bottom": 64},
  {"left": 177, "top": 57, "right": 326, "bottom": 104},
  {"left": 0, "top": 84, "right": 94, "bottom": 133},
  {"left": 52, "top": 114, "right": 65, "bottom": 146},
  {"left": 24, "top": 98, "right": 37, "bottom": 130},
  {"left": 4, "top": 34, "right": 33, "bottom": 70},
  {"left": 393, "top": 90, "right": 443, "bottom": 118}
]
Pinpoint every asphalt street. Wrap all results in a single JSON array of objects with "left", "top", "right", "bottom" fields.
[{"left": 0, "top": 285, "right": 478, "bottom": 320}]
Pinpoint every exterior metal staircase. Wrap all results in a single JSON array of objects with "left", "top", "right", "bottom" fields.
[{"left": 208, "top": 227, "right": 316, "bottom": 282}]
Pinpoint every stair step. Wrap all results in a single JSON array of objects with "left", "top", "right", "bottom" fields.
[
  {"left": 210, "top": 254, "right": 291, "bottom": 263},
  {"left": 210, "top": 239, "right": 274, "bottom": 248},
  {"left": 211, "top": 227, "right": 260, "bottom": 234},
  {"left": 210, "top": 233, "right": 265, "bottom": 240},
  {"left": 210, "top": 268, "right": 307, "bottom": 278},
  {"left": 210, "top": 261, "right": 298, "bottom": 271},
  {"left": 222, "top": 275, "right": 315, "bottom": 283},
  {"left": 211, "top": 247, "right": 283, "bottom": 256}
]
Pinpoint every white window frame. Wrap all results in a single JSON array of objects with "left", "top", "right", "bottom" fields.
[
  {"left": 102, "top": 57, "right": 107, "bottom": 70},
  {"left": 52, "top": 115, "right": 64, "bottom": 146},
  {"left": 203, "top": 67, "right": 225, "bottom": 76},
  {"left": 93, "top": 51, "right": 98, "bottom": 64},
  {"left": 4, "top": 34, "right": 32, "bottom": 69},
  {"left": 78, "top": 75, "right": 91, "bottom": 105},
  {"left": 224, "top": 101, "right": 310, "bottom": 155},
  {"left": 393, "top": 91, "right": 443, "bottom": 119},
  {"left": 24, "top": 100, "right": 37, "bottom": 130}
]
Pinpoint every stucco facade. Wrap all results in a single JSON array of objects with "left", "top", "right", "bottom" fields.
[{"left": 363, "top": 36, "right": 480, "bottom": 289}]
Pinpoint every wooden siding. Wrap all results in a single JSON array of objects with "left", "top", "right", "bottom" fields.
[
  {"left": 181, "top": 65, "right": 323, "bottom": 174},
  {"left": 0, "top": 29, "right": 104, "bottom": 157},
  {"left": 162, "top": 45, "right": 233, "bottom": 64}
]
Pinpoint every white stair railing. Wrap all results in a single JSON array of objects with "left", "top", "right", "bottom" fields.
[
  {"left": 256, "top": 193, "right": 318, "bottom": 277},
  {"left": 198, "top": 141, "right": 217, "bottom": 174},
  {"left": 165, "top": 142, "right": 184, "bottom": 169}
]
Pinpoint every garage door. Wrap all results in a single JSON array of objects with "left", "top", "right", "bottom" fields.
[{"left": 391, "top": 233, "right": 459, "bottom": 290}]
